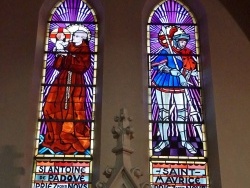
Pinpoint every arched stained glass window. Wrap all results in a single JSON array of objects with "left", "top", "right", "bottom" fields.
[
  {"left": 32, "top": 0, "right": 98, "bottom": 187},
  {"left": 148, "top": 0, "right": 210, "bottom": 187}
]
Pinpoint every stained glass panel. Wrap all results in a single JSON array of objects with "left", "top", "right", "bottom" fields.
[
  {"left": 150, "top": 161, "right": 209, "bottom": 187},
  {"left": 34, "top": 0, "right": 98, "bottom": 157},
  {"left": 148, "top": 0, "right": 209, "bottom": 187},
  {"left": 33, "top": 0, "right": 98, "bottom": 186},
  {"left": 32, "top": 161, "right": 92, "bottom": 188},
  {"left": 148, "top": 0, "right": 205, "bottom": 159}
]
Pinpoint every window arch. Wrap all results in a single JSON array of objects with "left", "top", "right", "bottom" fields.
[
  {"left": 148, "top": 0, "right": 209, "bottom": 187},
  {"left": 32, "top": 0, "right": 98, "bottom": 187}
]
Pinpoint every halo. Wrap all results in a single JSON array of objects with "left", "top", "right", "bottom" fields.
[
  {"left": 67, "top": 24, "right": 91, "bottom": 41},
  {"left": 50, "top": 28, "right": 71, "bottom": 44},
  {"left": 159, "top": 26, "right": 185, "bottom": 36},
  {"left": 173, "top": 27, "right": 185, "bottom": 36}
]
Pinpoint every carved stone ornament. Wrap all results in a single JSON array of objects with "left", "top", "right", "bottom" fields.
[{"left": 96, "top": 108, "right": 149, "bottom": 188}]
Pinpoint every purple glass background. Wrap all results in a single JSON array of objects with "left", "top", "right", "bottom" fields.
[
  {"left": 149, "top": 0, "right": 197, "bottom": 55},
  {"left": 149, "top": 25, "right": 197, "bottom": 55},
  {"left": 150, "top": 0, "right": 194, "bottom": 24},
  {"left": 38, "top": 0, "right": 97, "bottom": 155},
  {"left": 149, "top": 0, "right": 204, "bottom": 157}
]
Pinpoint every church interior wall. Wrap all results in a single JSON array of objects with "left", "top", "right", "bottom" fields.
[{"left": 0, "top": 0, "right": 249, "bottom": 187}]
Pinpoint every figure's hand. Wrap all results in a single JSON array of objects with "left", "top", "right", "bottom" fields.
[
  {"left": 179, "top": 74, "right": 188, "bottom": 86},
  {"left": 191, "top": 69, "right": 198, "bottom": 77},
  {"left": 56, "top": 50, "right": 68, "bottom": 56},
  {"left": 170, "top": 69, "right": 181, "bottom": 76},
  {"left": 159, "top": 64, "right": 170, "bottom": 73},
  {"left": 56, "top": 53, "right": 67, "bottom": 57},
  {"left": 60, "top": 53, "right": 67, "bottom": 56}
]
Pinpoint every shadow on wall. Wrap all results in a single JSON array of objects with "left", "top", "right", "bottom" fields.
[{"left": 0, "top": 145, "right": 25, "bottom": 188}]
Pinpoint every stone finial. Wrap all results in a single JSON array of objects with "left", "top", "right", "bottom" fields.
[
  {"left": 103, "top": 166, "right": 113, "bottom": 178},
  {"left": 130, "top": 167, "right": 143, "bottom": 178},
  {"left": 96, "top": 181, "right": 107, "bottom": 188},
  {"left": 96, "top": 108, "right": 150, "bottom": 187},
  {"left": 112, "top": 108, "right": 134, "bottom": 140}
]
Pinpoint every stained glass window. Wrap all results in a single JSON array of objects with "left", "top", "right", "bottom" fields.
[
  {"left": 148, "top": 0, "right": 209, "bottom": 187},
  {"left": 32, "top": 0, "right": 98, "bottom": 187}
]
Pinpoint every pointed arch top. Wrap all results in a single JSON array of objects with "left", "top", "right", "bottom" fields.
[
  {"left": 49, "top": 0, "right": 98, "bottom": 22},
  {"left": 148, "top": 0, "right": 196, "bottom": 24}
]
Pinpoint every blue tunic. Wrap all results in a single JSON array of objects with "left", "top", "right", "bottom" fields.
[{"left": 152, "top": 49, "right": 183, "bottom": 87}]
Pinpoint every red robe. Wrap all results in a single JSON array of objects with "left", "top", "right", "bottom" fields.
[
  {"left": 158, "top": 30, "right": 197, "bottom": 74},
  {"left": 172, "top": 47, "right": 196, "bottom": 72},
  {"left": 43, "top": 41, "right": 91, "bottom": 154}
]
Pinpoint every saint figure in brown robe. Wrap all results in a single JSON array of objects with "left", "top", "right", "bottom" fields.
[{"left": 42, "top": 29, "right": 91, "bottom": 154}]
